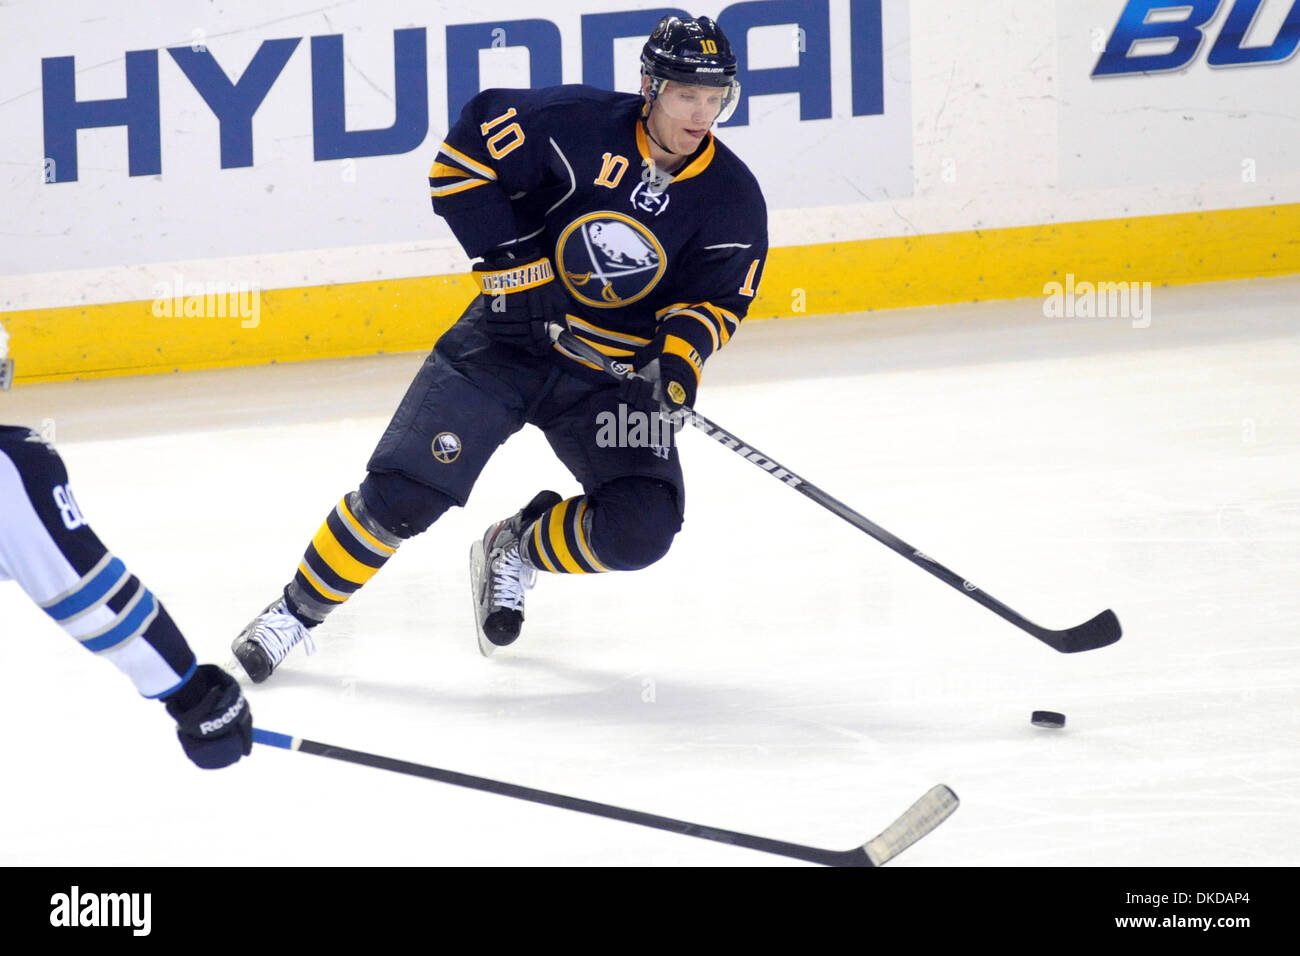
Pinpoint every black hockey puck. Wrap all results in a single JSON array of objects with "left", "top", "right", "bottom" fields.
[{"left": 1031, "top": 710, "right": 1066, "bottom": 728}]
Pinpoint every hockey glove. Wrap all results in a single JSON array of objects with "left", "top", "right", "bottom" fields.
[
  {"left": 164, "top": 664, "right": 253, "bottom": 769},
  {"left": 619, "top": 335, "right": 701, "bottom": 422},
  {"left": 473, "top": 245, "right": 569, "bottom": 355}
]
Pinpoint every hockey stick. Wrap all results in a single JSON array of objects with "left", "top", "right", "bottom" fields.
[
  {"left": 548, "top": 323, "right": 1121, "bottom": 654},
  {"left": 253, "top": 728, "right": 958, "bottom": 866}
]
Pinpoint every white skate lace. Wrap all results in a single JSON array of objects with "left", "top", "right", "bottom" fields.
[
  {"left": 254, "top": 603, "right": 317, "bottom": 663},
  {"left": 490, "top": 544, "right": 537, "bottom": 612}
]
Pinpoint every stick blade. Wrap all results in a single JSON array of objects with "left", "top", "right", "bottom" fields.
[
  {"left": 1042, "top": 608, "right": 1122, "bottom": 653},
  {"left": 859, "top": 784, "right": 960, "bottom": 867}
]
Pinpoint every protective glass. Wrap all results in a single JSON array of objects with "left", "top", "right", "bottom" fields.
[{"left": 650, "top": 79, "right": 741, "bottom": 125}]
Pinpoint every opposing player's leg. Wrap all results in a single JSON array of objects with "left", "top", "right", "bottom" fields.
[
  {"left": 469, "top": 380, "right": 684, "bottom": 652},
  {"left": 233, "top": 306, "right": 545, "bottom": 680}
]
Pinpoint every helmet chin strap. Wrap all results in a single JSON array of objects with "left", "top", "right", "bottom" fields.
[{"left": 641, "top": 107, "right": 684, "bottom": 158}]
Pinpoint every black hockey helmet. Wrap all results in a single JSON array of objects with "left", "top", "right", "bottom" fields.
[{"left": 641, "top": 15, "right": 741, "bottom": 123}]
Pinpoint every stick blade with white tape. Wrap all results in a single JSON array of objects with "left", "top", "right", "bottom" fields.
[{"left": 851, "top": 784, "right": 961, "bottom": 867}]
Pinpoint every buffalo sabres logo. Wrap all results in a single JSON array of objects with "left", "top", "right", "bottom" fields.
[
  {"left": 556, "top": 212, "right": 667, "bottom": 308},
  {"left": 431, "top": 431, "right": 462, "bottom": 464}
]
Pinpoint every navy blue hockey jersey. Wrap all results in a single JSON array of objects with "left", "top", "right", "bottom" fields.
[{"left": 429, "top": 86, "right": 768, "bottom": 381}]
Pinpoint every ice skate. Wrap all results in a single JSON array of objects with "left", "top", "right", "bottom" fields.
[
  {"left": 470, "top": 490, "right": 561, "bottom": 656},
  {"left": 231, "top": 597, "right": 316, "bottom": 683}
]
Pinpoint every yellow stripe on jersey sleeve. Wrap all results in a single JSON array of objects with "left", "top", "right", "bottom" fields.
[
  {"left": 701, "top": 303, "right": 739, "bottom": 344},
  {"left": 430, "top": 178, "right": 491, "bottom": 198},
  {"left": 671, "top": 308, "right": 721, "bottom": 353},
  {"left": 429, "top": 161, "right": 474, "bottom": 180},
  {"left": 438, "top": 143, "right": 497, "bottom": 181},
  {"left": 662, "top": 335, "right": 703, "bottom": 385}
]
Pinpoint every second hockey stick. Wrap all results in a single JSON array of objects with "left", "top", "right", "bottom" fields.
[
  {"left": 253, "top": 728, "right": 958, "bottom": 866},
  {"left": 549, "top": 323, "right": 1121, "bottom": 654}
]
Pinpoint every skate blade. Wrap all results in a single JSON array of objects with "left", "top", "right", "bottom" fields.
[
  {"left": 223, "top": 654, "right": 255, "bottom": 685},
  {"left": 468, "top": 539, "right": 496, "bottom": 658}
]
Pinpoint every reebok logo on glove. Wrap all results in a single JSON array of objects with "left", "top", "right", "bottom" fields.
[
  {"left": 165, "top": 664, "right": 254, "bottom": 769},
  {"left": 199, "top": 695, "right": 247, "bottom": 736}
]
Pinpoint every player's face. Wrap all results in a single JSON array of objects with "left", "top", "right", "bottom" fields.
[{"left": 649, "top": 81, "right": 727, "bottom": 152}]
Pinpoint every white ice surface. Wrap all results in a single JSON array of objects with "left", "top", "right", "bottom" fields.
[{"left": 2, "top": 278, "right": 1297, "bottom": 867}]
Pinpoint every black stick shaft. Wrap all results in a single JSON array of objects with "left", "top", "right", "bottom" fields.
[
  {"left": 549, "top": 324, "right": 1121, "bottom": 653},
  {"left": 254, "top": 729, "right": 861, "bottom": 866}
]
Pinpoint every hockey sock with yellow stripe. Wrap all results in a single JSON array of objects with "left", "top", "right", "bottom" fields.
[
  {"left": 518, "top": 480, "right": 680, "bottom": 574},
  {"left": 285, "top": 491, "right": 403, "bottom": 624},
  {"left": 519, "top": 495, "right": 612, "bottom": 574}
]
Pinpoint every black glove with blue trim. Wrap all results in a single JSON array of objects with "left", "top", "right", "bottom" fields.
[{"left": 164, "top": 664, "right": 253, "bottom": 769}]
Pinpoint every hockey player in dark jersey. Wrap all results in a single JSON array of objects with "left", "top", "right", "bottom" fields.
[
  {"left": 232, "top": 15, "right": 767, "bottom": 679},
  {"left": 0, "top": 322, "right": 253, "bottom": 768}
]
